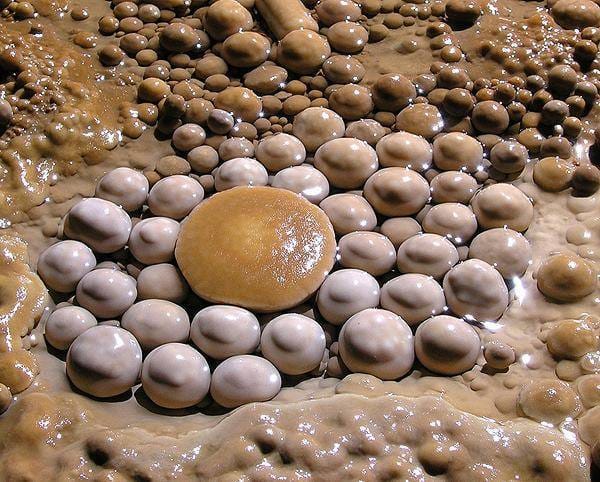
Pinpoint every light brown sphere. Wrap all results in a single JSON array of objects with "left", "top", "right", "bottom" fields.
[
  {"left": 380, "top": 217, "right": 422, "bottom": 248},
  {"left": 395, "top": 103, "right": 443, "bottom": 139},
  {"left": 397, "top": 233, "right": 459, "bottom": 279},
  {"left": 537, "top": 253, "right": 597, "bottom": 302},
  {"left": 443, "top": 259, "right": 509, "bottom": 321},
  {"left": 222, "top": 32, "right": 271, "bottom": 68},
  {"left": 372, "top": 73, "right": 416, "bottom": 112},
  {"left": 278, "top": 30, "right": 331, "bottom": 75},
  {"left": 433, "top": 132, "right": 483, "bottom": 172},
  {"left": 489, "top": 140, "right": 528, "bottom": 174},
  {"left": 471, "top": 184, "right": 533, "bottom": 232},
  {"left": 430, "top": 171, "right": 478, "bottom": 204},
  {"left": 327, "top": 21, "right": 368, "bottom": 54},
  {"left": 547, "top": 319, "right": 599, "bottom": 360},
  {"left": 319, "top": 193, "right": 377, "bottom": 235},
  {"left": 76, "top": 269, "right": 137, "bottom": 319},
  {"left": 214, "top": 87, "right": 262, "bottom": 122},
  {"left": 338, "top": 231, "right": 396, "bottom": 276},
  {"left": 469, "top": 228, "right": 531, "bottom": 279},
  {"left": 533, "top": 157, "right": 575, "bottom": 192},
  {"left": 329, "top": 83, "right": 373, "bottom": 120},
  {"left": 204, "top": 0, "right": 253, "bottom": 41},
  {"left": 256, "top": 133, "right": 306, "bottom": 171},
  {"left": 314, "top": 137, "right": 378, "bottom": 189},
  {"left": 292, "top": 107, "right": 345, "bottom": 152},
  {"left": 141, "top": 343, "right": 210, "bottom": 409},
  {"left": 518, "top": 379, "right": 582, "bottom": 424},
  {"left": 363, "top": 167, "right": 430, "bottom": 217},
  {"left": 415, "top": 315, "right": 480, "bottom": 375},
  {"left": 338, "top": 309, "right": 414, "bottom": 380},
  {"left": 422, "top": 203, "right": 477, "bottom": 245},
  {"left": 376, "top": 132, "right": 432, "bottom": 171}
]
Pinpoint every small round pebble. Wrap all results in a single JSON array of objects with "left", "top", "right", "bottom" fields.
[
  {"left": 172, "top": 124, "right": 206, "bottom": 152},
  {"left": 422, "top": 203, "right": 477, "bottom": 245},
  {"left": 397, "top": 233, "right": 459, "bottom": 279},
  {"left": 142, "top": 343, "right": 210, "bottom": 409},
  {"left": 121, "top": 300, "right": 190, "bottom": 351},
  {"left": 128, "top": 217, "right": 179, "bottom": 265},
  {"left": 380, "top": 217, "right": 422, "bottom": 248},
  {"left": 337, "top": 231, "right": 396, "bottom": 276},
  {"left": 190, "top": 305, "right": 260, "bottom": 360},
  {"left": 260, "top": 314, "right": 326, "bottom": 375},
  {"left": 147, "top": 175, "right": 204, "bottom": 219},
  {"left": 316, "top": 268, "right": 380, "bottom": 325},
  {"left": 415, "top": 315, "right": 480, "bottom": 375},
  {"left": 37, "top": 240, "right": 96, "bottom": 293},
  {"left": 76, "top": 268, "right": 137, "bottom": 318},
  {"left": 483, "top": 340, "right": 516, "bottom": 370},
  {"left": 537, "top": 253, "right": 597, "bottom": 302},
  {"left": 64, "top": 198, "right": 132, "bottom": 253},
  {"left": 443, "top": 259, "right": 509, "bottom": 321},
  {"left": 271, "top": 165, "right": 330, "bottom": 204},
  {"left": 433, "top": 132, "right": 483, "bottom": 173},
  {"left": 95, "top": 167, "right": 149, "bottom": 211},
  {"left": 210, "top": 355, "right": 281, "bottom": 408},
  {"left": 376, "top": 132, "right": 432, "bottom": 171},
  {"left": 469, "top": 228, "right": 531, "bottom": 279},
  {"left": 381, "top": 274, "right": 446, "bottom": 326},
  {"left": 255, "top": 133, "right": 306, "bottom": 172},
  {"left": 214, "top": 157, "right": 268, "bottom": 191},
  {"left": 45, "top": 306, "right": 97, "bottom": 351},
  {"left": 319, "top": 193, "right": 377, "bottom": 235},
  {"left": 136, "top": 263, "right": 189, "bottom": 303},
  {"left": 67, "top": 325, "right": 142, "bottom": 398},
  {"left": 292, "top": 107, "right": 345, "bottom": 152},
  {"left": 471, "top": 184, "right": 533, "bottom": 232},
  {"left": 338, "top": 308, "right": 414, "bottom": 380},
  {"left": 364, "top": 167, "right": 430, "bottom": 217},
  {"left": 430, "top": 171, "right": 478, "bottom": 204}
]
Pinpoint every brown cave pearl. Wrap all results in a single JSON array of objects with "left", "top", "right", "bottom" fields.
[
  {"left": 64, "top": 198, "right": 131, "bottom": 254},
  {"left": 443, "top": 88, "right": 473, "bottom": 117},
  {"left": 540, "top": 136, "right": 572, "bottom": 159},
  {"left": 547, "top": 64, "right": 579, "bottom": 97},
  {"left": 159, "top": 23, "right": 199, "bottom": 53},
  {"left": 338, "top": 309, "right": 414, "bottom": 380},
  {"left": 518, "top": 379, "right": 582, "bottom": 425},
  {"left": 204, "top": 0, "right": 254, "bottom": 41},
  {"left": 128, "top": 217, "right": 180, "bottom": 265},
  {"left": 571, "top": 164, "right": 600, "bottom": 196},
  {"left": 533, "top": 157, "right": 575, "bottom": 192},
  {"left": 45, "top": 306, "right": 97, "bottom": 351},
  {"left": 471, "top": 100, "right": 509, "bottom": 134},
  {"left": 316, "top": 0, "right": 362, "bottom": 26},
  {"left": 345, "top": 119, "right": 386, "bottom": 145},
  {"left": 76, "top": 269, "right": 137, "bottom": 319},
  {"left": 541, "top": 100, "right": 569, "bottom": 126},
  {"left": 322, "top": 55, "right": 366, "bottom": 84},
  {"left": 37, "top": 240, "right": 96, "bottom": 293},
  {"left": 214, "top": 87, "right": 262, "bottom": 122},
  {"left": 222, "top": 32, "right": 271, "bottom": 68},
  {"left": 195, "top": 55, "right": 228, "bottom": 81},
  {"left": 483, "top": 340, "right": 515, "bottom": 370},
  {"left": 256, "top": 133, "right": 306, "bottom": 171},
  {"left": 210, "top": 355, "right": 281, "bottom": 408},
  {"left": 214, "top": 157, "right": 268, "bottom": 191},
  {"left": 190, "top": 305, "right": 259, "bottom": 359},
  {"left": 316, "top": 269, "right": 380, "bottom": 325},
  {"left": 363, "top": 167, "right": 430, "bottom": 217},
  {"left": 430, "top": 171, "right": 478, "bottom": 204},
  {"left": 372, "top": 73, "right": 416, "bottom": 112},
  {"left": 121, "top": 300, "right": 190, "bottom": 351},
  {"left": 326, "top": 21, "right": 368, "bottom": 54},
  {"left": 99, "top": 45, "right": 124, "bottom": 66},
  {"left": 338, "top": 231, "right": 396, "bottom": 276},
  {"left": 148, "top": 175, "right": 204, "bottom": 219},
  {"left": 244, "top": 64, "right": 288, "bottom": 94},
  {"left": 415, "top": 316, "right": 481, "bottom": 375},
  {"left": 188, "top": 146, "right": 219, "bottom": 174},
  {"left": 469, "top": 228, "right": 532, "bottom": 279},
  {"left": 443, "top": 259, "right": 509, "bottom": 321},
  {"left": 546, "top": 319, "right": 599, "bottom": 360},
  {"left": 396, "top": 103, "right": 444, "bottom": 139},
  {"left": 422, "top": 203, "right": 477, "bottom": 245},
  {"left": 489, "top": 140, "right": 528, "bottom": 174},
  {"left": 260, "top": 314, "right": 326, "bottom": 375},
  {"left": 433, "top": 132, "right": 483, "bottom": 173},
  {"left": 537, "top": 253, "right": 597, "bottom": 302},
  {"left": 319, "top": 193, "right": 377, "bottom": 235},
  {"left": 380, "top": 274, "right": 445, "bottom": 326},
  {"left": 272, "top": 165, "right": 330, "bottom": 204},
  {"left": 67, "top": 326, "right": 142, "bottom": 398},
  {"left": 292, "top": 106, "right": 345, "bottom": 152},
  {"left": 329, "top": 84, "right": 373, "bottom": 120},
  {"left": 175, "top": 187, "right": 336, "bottom": 312},
  {"left": 138, "top": 78, "right": 171, "bottom": 103},
  {"left": 141, "top": 343, "right": 210, "bottom": 409},
  {"left": 136, "top": 264, "right": 189, "bottom": 303},
  {"left": 95, "top": 167, "right": 149, "bottom": 212},
  {"left": 314, "top": 137, "right": 378, "bottom": 188},
  {"left": 376, "top": 132, "right": 432, "bottom": 171},
  {"left": 278, "top": 30, "right": 331, "bottom": 75},
  {"left": 445, "top": 0, "right": 482, "bottom": 25},
  {"left": 397, "top": 233, "right": 459, "bottom": 279},
  {"left": 380, "top": 217, "right": 422, "bottom": 248},
  {"left": 471, "top": 184, "right": 533, "bottom": 232}
]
